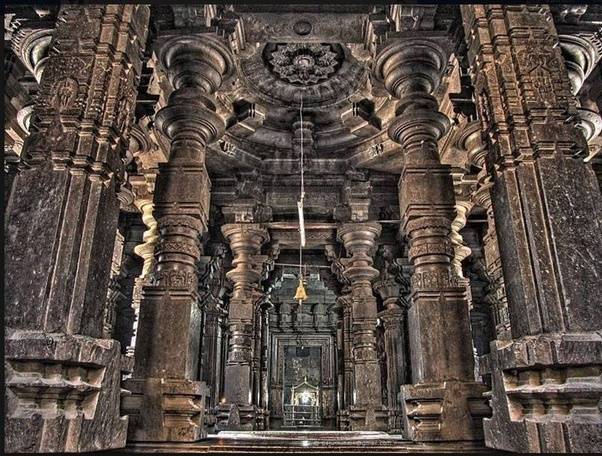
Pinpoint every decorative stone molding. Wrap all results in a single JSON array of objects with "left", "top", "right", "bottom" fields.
[
  {"left": 5, "top": 331, "right": 128, "bottom": 452},
  {"left": 240, "top": 42, "right": 368, "bottom": 108}
]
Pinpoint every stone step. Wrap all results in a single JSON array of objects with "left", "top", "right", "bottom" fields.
[{"left": 120, "top": 431, "right": 496, "bottom": 454}]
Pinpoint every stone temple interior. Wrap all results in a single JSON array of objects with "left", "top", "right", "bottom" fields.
[{"left": 4, "top": 4, "right": 602, "bottom": 454}]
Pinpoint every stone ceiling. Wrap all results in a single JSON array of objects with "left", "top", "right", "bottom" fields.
[{"left": 145, "top": 4, "right": 461, "bottom": 178}]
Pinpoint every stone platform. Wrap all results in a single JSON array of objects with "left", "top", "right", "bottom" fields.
[{"left": 118, "top": 431, "right": 501, "bottom": 453}]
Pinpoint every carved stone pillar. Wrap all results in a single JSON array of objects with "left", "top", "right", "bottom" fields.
[
  {"left": 337, "top": 222, "right": 387, "bottom": 431},
  {"left": 127, "top": 198, "right": 159, "bottom": 358},
  {"left": 374, "top": 36, "right": 489, "bottom": 442},
  {"left": 338, "top": 293, "right": 354, "bottom": 429},
  {"left": 217, "top": 223, "right": 269, "bottom": 430},
  {"left": 4, "top": 5, "right": 149, "bottom": 453},
  {"left": 197, "top": 245, "right": 228, "bottom": 414},
  {"left": 458, "top": 121, "right": 511, "bottom": 342},
  {"left": 103, "top": 229, "right": 126, "bottom": 338},
  {"left": 374, "top": 278, "right": 406, "bottom": 433},
  {"left": 123, "top": 33, "right": 233, "bottom": 442},
  {"left": 462, "top": 5, "right": 602, "bottom": 452}
]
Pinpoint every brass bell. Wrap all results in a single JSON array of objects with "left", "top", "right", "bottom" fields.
[{"left": 294, "top": 276, "right": 308, "bottom": 303}]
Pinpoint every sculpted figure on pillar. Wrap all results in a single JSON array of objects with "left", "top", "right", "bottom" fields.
[
  {"left": 374, "top": 34, "right": 490, "bottom": 442},
  {"left": 4, "top": 5, "right": 149, "bottom": 453},
  {"left": 123, "top": 32, "right": 234, "bottom": 442},
  {"left": 462, "top": 5, "right": 602, "bottom": 452}
]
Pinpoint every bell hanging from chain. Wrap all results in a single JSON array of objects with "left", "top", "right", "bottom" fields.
[{"left": 294, "top": 275, "right": 307, "bottom": 304}]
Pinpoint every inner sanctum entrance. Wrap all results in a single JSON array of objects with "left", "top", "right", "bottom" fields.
[{"left": 268, "top": 271, "right": 339, "bottom": 430}]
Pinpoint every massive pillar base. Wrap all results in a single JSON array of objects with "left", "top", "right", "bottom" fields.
[
  {"left": 122, "top": 378, "right": 208, "bottom": 442},
  {"left": 4, "top": 330, "right": 127, "bottom": 453},
  {"left": 215, "top": 403, "right": 260, "bottom": 431},
  {"left": 348, "top": 406, "right": 388, "bottom": 431},
  {"left": 400, "top": 381, "right": 489, "bottom": 442},
  {"left": 483, "top": 333, "right": 602, "bottom": 453}
]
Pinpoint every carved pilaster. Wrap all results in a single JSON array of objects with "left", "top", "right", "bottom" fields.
[
  {"left": 4, "top": 5, "right": 149, "bottom": 453},
  {"left": 462, "top": 5, "right": 602, "bottom": 452},
  {"left": 336, "top": 222, "right": 387, "bottom": 431},
  {"left": 217, "top": 223, "right": 269, "bottom": 430},
  {"left": 124, "top": 33, "right": 233, "bottom": 443},
  {"left": 374, "top": 35, "right": 489, "bottom": 442}
]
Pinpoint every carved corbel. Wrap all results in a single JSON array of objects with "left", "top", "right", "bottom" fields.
[
  {"left": 226, "top": 99, "right": 266, "bottom": 137},
  {"left": 341, "top": 99, "right": 382, "bottom": 138}
]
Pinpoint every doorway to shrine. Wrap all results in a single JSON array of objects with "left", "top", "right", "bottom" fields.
[{"left": 266, "top": 270, "right": 339, "bottom": 430}]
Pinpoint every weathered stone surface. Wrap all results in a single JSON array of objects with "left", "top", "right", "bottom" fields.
[
  {"left": 5, "top": 331, "right": 127, "bottom": 452},
  {"left": 462, "top": 4, "right": 602, "bottom": 452},
  {"left": 4, "top": 4, "right": 149, "bottom": 453}
]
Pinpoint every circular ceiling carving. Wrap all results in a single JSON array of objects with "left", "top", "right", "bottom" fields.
[
  {"left": 267, "top": 43, "right": 341, "bottom": 85},
  {"left": 240, "top": 42, "right": 367, "bottom": 108}
]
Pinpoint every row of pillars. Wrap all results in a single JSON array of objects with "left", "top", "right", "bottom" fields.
[{"left": 4, "top": 4, "right": 602, "bottom": 453}]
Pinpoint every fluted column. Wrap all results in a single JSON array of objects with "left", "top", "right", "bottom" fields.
[
  {"left": 4, "top": 6, "right": 149, "bottom": 453},
  {"left": 217, "top": 223, "right": 269, "bottom": 430},
  {"left": 337, "top": 222, "right": 387, "bottom": 430},
  {"left": 374, "top": 37, "right": 489, "bottom": 442},
  {"left": 123, "top": 33, "right": 234, "bottom": 442},
  {"left": 462, "top": 5, "right": 602, "bottom": 452}
]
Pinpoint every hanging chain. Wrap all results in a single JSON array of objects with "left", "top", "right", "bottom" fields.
[{"left": 299, "top": 97, "right": 304, "bottom": 279}]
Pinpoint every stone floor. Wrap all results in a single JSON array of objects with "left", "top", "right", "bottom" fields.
[{"left": 118, "top": 431, "right": 506, "bottom": 453}]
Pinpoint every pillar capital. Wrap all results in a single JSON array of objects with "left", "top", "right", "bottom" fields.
[
  {"left": 456, "top": 121, "right": 487, "bottom": 170},
  {"left": 14, "top": 27, "right": 54, "bottom": 83},
  {"left": 157, "top": 34, "right": 235, "bottom": 94},
  {"left": 337, "top": 222, "right": 382, "bottom": 285},
  {"left": 154, "top": 34, "right": 234, "bottom": 159},
  {"left": 373, "top": 38, "right": 447, "bottom": 99},
  {"left": 220, "top": 221, "right": 269, "bottom": 311},
  {"left": 558, "top": 33, "right": 599, "bottom": 96},
  {"left": 374, "top": 38, "right": 450, "bottom": 157}
]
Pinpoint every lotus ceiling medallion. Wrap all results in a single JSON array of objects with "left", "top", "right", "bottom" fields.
[{"left": 269, "top": 43, "right": 340, "bottom": 85}]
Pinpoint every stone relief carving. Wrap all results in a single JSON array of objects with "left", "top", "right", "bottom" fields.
[{"left": 268, "top": 43, "right": 342, "bottom": 85}]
